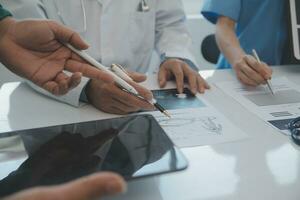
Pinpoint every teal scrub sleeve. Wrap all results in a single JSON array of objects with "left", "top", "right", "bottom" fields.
[
  {"left": 0, "top": 5, "right": 12, "bottom": 20},
  {"left": 201, "top": 0, "right": 241, "bottom": 24}
]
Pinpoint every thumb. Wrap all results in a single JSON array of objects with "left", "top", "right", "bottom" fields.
[
  {"left": 128, "top": 71, "right": 147, "bottom": 83},
  {"left": 47, "top": 20, "right": 89, "bottom": 50},
  {"left": 56, "top": 172, "right": 126, "bottom": 200}
]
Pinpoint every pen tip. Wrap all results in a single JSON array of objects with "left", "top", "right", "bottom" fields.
[{"left": 164, "top": 111, "right": 172, "bottom": 119}]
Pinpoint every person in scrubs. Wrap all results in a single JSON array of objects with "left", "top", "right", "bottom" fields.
[
  {"left": 2, "top": 0, "right": 210, "bottom": 115},
  {"left": 202, "top": 0, "right": 287, "bottom": 86}
]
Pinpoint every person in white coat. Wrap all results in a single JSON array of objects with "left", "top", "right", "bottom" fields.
[{"left": 2, "top": 0, "right": 210, "bottom": 114}]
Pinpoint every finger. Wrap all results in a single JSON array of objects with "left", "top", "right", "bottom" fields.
[
  {"left": 170, "top": 64, "right": 184, "bottom": 93},
  {"left": 182, "top": 65, "right": 197, "bottom": 94},
  {"left": 236, "top": 70, "right": 258, "bottom": 86},
  {"left": 244, "top": 55, "right": 272, "bottom": 80},
  {"left": 262, "top": 62, "right": 273, "bottom": 80},
  {"left": 129, "top": 81, "right": 153, "bottom": 101},
  {"left": 55, "top": 172, "right": 126, "bottom": 200},
  {"left": 240, "top": 63, "right": 266, "bottom": 85},
  {"left": 67, "top": 72, "right": 82, "bottom": 89},
  {"left": 128, "top": 71, "right": 147, "bottom": 83},
  {"left": 112, "top": 98, "right": 141, "bottom": 113},
  {"left": 110, "top": 85, "right": 154, "bottom": 110},
  {"left": 42, "top": 81, "right": 60, "bottom": 95},
  {"left": 110, "top": 106, "right": 129, "bottom": 115},
  {"left": 47, "top": 20, "right": 89, "bottom": 50},
  {"left": 196, "top": 76, "right": 210, "bottom": 93},
  {"left": 65, "top": 60, "right": 113, "bottom": 83},
  {"left": 158, "top": 67, "right": 168, "bottom": 88},
  {"left": 54, "top": 73, "right": 71, "bottom": 95}
]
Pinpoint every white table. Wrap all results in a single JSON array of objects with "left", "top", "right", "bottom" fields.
[{"left": 1, "top": 65, "right": 300, "bottom": 200}]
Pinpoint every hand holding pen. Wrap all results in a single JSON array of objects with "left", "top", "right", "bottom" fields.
[
  {"left": 252, "top": 50, "right": 275, "bottom": 95},
  {"left": 232, "top": 51, "right": 273, "bottom": 87},
  {"left": 66, "top": 44, "right": 170, "bottom": 117}
]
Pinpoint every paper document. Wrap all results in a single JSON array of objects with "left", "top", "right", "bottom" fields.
[
  {"left": 144, "top": 88, "right": 248, "bottom": 147},
  {"left": 216, "top": 77, "right": 300, "bottom": 135}
]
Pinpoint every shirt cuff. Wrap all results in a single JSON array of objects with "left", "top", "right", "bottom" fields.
[
  {"left": 79, "top": 80, "right": 90, "bottom": 103},
  {"left": 0, "top": 5, "right": 12, "bottom": 21},
  {"left": 160, "top": 54, "right": 199, "bottom": 71}
]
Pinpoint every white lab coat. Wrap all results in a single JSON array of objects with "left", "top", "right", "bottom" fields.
[{"left": 1, "top": 0, "right": 198, "bottom": 106}]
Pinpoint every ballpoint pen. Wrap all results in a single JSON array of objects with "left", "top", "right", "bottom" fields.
[
  {"left": 252, "top": 49, "right": 275, "bottom": 95},
  {"left": 66, "top": 44, "right": 171, "bottom": 118},
  {"left": 65, "top": 43, "right": 139, "bottom": 95},
  {"left": 111, "top": 64, "right": 171, "bottom": 118}
]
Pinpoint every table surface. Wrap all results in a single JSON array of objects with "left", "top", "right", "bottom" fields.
[{"left": 1, "top": 65, "right": 300, "bottom": 200}]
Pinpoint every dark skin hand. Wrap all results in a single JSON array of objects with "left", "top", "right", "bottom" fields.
[{"left": 86, "top": 71, "right": 155, "bottom": 114}]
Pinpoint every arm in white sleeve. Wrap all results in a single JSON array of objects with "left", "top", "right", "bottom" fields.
[
  {"left": 1, "top": 0, "right": 91, "bottom": 107},
  {"left": 26, "top": 77, "right": 89, "bottom": 107},
  {"left": 155, "top": 0, "right": 199, "bottom": 69}
]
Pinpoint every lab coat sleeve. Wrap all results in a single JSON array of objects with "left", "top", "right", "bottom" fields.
[
  {"left": 155, "top": 0, "right": 199, "bottom": 69},
  {"left": 0, "top": 0, "right": 89, "bottom": 107},
  {"left": 26, "top": 76, "right": 89, "bottom": 107},
  {"left": 201, "top": 0, "right": 241, "bottom": 24}
]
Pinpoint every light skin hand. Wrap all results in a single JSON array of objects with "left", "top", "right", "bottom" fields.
[
  {"left": 233, "top": 55, "right": 273, "bottom": 86},
  {"left": 158, "top": 58, "right": 210, "bottom": 95},
  {"left": 0, "top": 17, "right": 113, "bottom": 95},
  {"left": 215, "top": 16, "right": 272, "bottom": 87},
  {"left": 4, "top": 172, "right": 126, "bottom": 200},
  {"left": 86, "top": 71, "right": 155, "bottom": 114}
]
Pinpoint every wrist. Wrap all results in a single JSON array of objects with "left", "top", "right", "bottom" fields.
[{"left": 230, "top": 52, "right": 246, "bottom": 67}]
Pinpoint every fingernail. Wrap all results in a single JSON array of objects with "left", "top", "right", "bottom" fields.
[{"left": 105, "top": 181, "right": 126, "bottom": 195}]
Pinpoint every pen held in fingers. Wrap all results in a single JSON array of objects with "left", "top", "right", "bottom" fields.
[{"left": 252, "top": 49, "right": 275, "bottom": 95}]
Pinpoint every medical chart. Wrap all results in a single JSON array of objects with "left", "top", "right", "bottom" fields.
[
  {"left": 144, "top": 88, "right": 248, "bottom": 148},
  {"left": 216, "top": 77, "right": 300, "bottom": 135}
]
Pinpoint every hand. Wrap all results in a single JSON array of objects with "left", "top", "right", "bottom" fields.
[
  {"left": 233, "top": 55, "right": 273, "bottom": 86},
  {"left": 0, "top": 18, "right": 113, "bottom": 95},
  {"left": 158, "top": 58, "right": 210, "bottom": 94},
  {"left": 4, "top": 172, "right": 126, "bottom": 200},
  {"left": 86, "top": 71, "right": 155, "bottom": 114}
]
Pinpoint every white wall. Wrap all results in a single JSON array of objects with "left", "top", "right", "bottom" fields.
[{"left": 183, "top": 0, "right": 203, "bottom": 15}]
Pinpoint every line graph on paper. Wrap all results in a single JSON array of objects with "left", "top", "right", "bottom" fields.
[
  {"left": 156, "top": 112, "right": 222, "bottom": 135},
  {"left": 153, "top": 110, "right": 224, "bottom": 144}
]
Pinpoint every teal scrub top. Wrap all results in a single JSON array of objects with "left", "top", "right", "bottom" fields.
[
  {"left": 0, "top": 5, "right": 12, "bottom": 20},
  {"left": 201, "top": 0, "right": 287, "bottom": 69}
]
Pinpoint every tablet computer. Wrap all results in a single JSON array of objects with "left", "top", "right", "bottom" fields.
[{"left": 0, "top": 114, "right": 188, "bottom": 197}]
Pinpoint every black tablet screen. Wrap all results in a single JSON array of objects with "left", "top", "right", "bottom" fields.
[{"left": 0, "top": 114, "right": 188, "bottom": 197}]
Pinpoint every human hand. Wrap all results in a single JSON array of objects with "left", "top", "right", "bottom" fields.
[
  {"left": 158, "top": 58, "right": 210, "bottom": 95},
  {"left": 232, "top": 55, "right": 272, "bottom": 86},
  {"left": 4, "top": 172, "right": 126, "bottom": 200},
  {"left": 0, "top": 18, "right": 113, "bottom": 95},
  {"left": 86, "top": 71, "right": 155, "bottom": 114}
]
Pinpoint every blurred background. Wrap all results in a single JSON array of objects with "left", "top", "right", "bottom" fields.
[{"left": 0, "top": 0, "right": 216, "bottom": 87}]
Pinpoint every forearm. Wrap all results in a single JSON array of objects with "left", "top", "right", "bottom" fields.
[{"left": 215, "top": 16, "right": 245, "bottom": 66}]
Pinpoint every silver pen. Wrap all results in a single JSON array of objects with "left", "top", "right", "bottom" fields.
[
  {"left": 252, "top": 49, "right": 275, "bottom": 95},
  {"left": 111, "top": 64, "right": 171, "bottom": 118}
]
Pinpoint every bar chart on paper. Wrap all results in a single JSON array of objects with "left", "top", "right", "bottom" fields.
[{"left": 216, "top": 77, "right": 300, "bottom": 135}]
